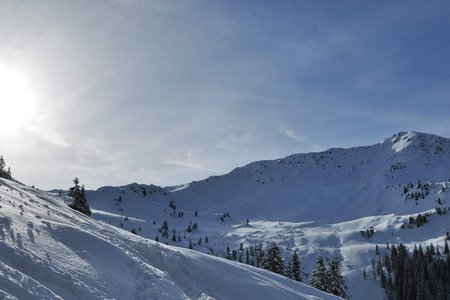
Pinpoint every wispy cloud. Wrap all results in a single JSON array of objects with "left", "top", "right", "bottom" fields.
[
  {"left": 278, "top": 123, "right": 304, "bottom": 142},
  {"left": 163, "top": 159, "right": 217, "bottom": 172},
  {"left": 25, "top": 126, "right": 71, "bottom": 148}
]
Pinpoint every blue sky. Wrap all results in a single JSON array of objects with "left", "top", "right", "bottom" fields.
[{"left": 0, "top": 1, "right": 450, "bottom": 189}]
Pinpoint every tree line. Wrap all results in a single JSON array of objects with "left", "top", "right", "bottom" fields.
[
  {"left": 223, "top": 242, "right": 347, "bottom": 298},
  {"left": 374, "top": 242, "right": 450, "bottom": 299}
]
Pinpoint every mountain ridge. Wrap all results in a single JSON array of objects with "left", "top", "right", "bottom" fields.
[{"left": 87, "top": 131, "right": 450, "bottom": 223}]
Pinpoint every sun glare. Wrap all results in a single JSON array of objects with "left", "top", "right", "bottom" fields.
[{"left": 0, "top": 65, "right": 37, "bottom": 134}]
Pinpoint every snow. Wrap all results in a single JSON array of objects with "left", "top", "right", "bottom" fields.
[
  {"left": 0, "top": 178, "right": 338, "bottom": 299},
  {"left": 84, "top": 131, "right": 450, "bottom": 299}
]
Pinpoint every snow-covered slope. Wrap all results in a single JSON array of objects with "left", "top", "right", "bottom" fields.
[
  {"left": 89, "top": 131, "right": 450, "bottom": 223},
  {"left": 0, "top": 178, "right": 339, "bottom": 300},
  {"left": 84, "top": 131, "right": 450, "bottom": 299},
  {"left": 165, "top": 131, "right": 450, "bottom": 222}
]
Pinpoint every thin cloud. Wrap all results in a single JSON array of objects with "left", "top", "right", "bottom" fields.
[
  {"left": 163, "top": 159, "right": 218, "bottom": 173},
  {"left": 278, "top": 124, "right": 305, "bottom": 142}
]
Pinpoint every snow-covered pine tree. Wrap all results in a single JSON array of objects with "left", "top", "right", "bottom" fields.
[
  {"left": 327, "top": 258, "right": 347, "bottom": 298},
  {"left": 290, "top": 251, "right": 302, "bottom": 282},
  {"left": 0, "top": 155, "right": 12, "bottom": 180},
  {"left": 161, "top": 220, "right": 169, "bottom": 238},
  {"left": 309, "top": 256, "right": 328, "bottom": 292},
  {"left": 260, "top": 243, "right": 285, "bottom": 275},
  {"left": 68, "top": 178, "right": 91, "bottom": 216}
]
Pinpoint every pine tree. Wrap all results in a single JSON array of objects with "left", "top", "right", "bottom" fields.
[
  {"left": 386, "top": 273, "right": 394, "bottom": 300},
  {"left": 68, "top": 178, "right": 91, "bottom": 216},
  {"left": 0, "top": 155, "right": 12, "bottom": 180},
  {"left": 260, "top": 243, "right": 285, "bottom": 275},
  {"left": 0, "top": 155, "right": 5, "bottom": 172},
  {"left": 161, "top": 220, "right": 169, "bottom": 238},
  {"left": 245, "top": 248, "right": 250, "bottom": 265},
  {"left": 188, "top": 239, "right": 193, "bottom": 249},
  {"left": 327, "top": 258, "right": 347, "bottom": 298},
  {"left": 310, "top": 257, "right": 328, "bottom": 292},
  {"left": 290, "top": 251, "right": 302, "bottom": 282},
  {"left": 444, "top": 240, "right": 449, "bottom": 255},
  {"left": 380, "top": 270, "right": 387, "bottom": 289}
]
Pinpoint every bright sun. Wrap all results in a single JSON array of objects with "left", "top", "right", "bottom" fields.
[{"left": 0, "top": 65, "right": 37, "bottom": 134}]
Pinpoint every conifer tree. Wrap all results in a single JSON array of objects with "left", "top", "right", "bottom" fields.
[
  {"left": 68, "top": 178, "right": 91, "bottom": 216},
  {"left": 245, "top": 248, "right": 250, "bottom": 265},
  {"left": 0, "top": 155, "right": 12, "bottom": 180},
  {"left": 380, "top": 269, "right": 387, "bottom": 289},
  {"left": 327, "top": 258, "right": 347, "bottom": 298},
  {"left": 310, "top": 257, "right": 328, "bottom": 292},
  {"left": 260, "top": 243, "right": 285, "bottom": 275},
  {"left": 290, "top": 251, "right": 302, "bottom": 282}
]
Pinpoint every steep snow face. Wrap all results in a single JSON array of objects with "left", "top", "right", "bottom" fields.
[
  {"left": 384, "top": 131, "right": 450, "bottom": 154},
  {"left": 0, "top": 178, "right": 339, "bottom": 300}
]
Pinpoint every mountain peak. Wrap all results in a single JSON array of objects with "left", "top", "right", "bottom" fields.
[{"left": 382, "top": 131, "right": 449, "bottom": 153}]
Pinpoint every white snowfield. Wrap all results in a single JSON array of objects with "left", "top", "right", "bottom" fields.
[
  {"left": 0, "top": 178, "right": 340, "bottom": 299},
  {"left": 84, "top": 131, "right": 450, "bottom": 299}
]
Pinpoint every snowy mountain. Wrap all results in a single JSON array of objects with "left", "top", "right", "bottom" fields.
[
  {"left": 0, "top": 178, "right": 340, "bottom": 299},
  {"left": 90, "top": 131, "right": 450, "bottom": 222},
  {"left": 84, "top": 131, "right": 450, "bottom": 299},
  {"left": 166, "top": 131, "right": 450, "bottom": 222}
]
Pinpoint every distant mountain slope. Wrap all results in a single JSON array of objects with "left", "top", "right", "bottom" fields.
[
  {"left": 0, "top": 178, "right": 338, "bottom": 300},
  {"left": 166, "top": 131, "right": 450, "bottom": 222},
  {"left": 88, "top": 131, "right": 450, "bottom": 223}
]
